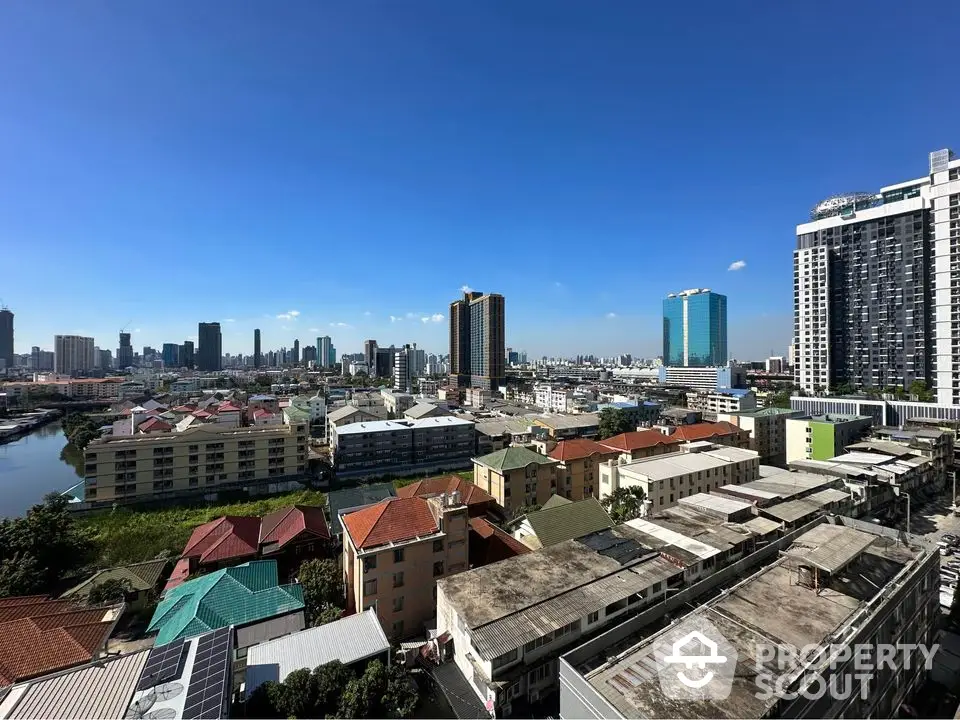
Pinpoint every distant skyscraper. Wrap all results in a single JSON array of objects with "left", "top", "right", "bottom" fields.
[
  {"left": 364, "top": 340, "right": 378, "bottom": 374},
  {"left": 394, "top": 344, "right": 413, "bottom": 392},
  {"left": 449, "top": 290, "right": 506, "bottom": 391},
  {"left": 54, "top": 335, "right": 95, "bottom": 376},
  {"left": 662, "top": 289, "right": 727, "bottom": 367},
  {"left": 253, "top": 329, "right": 262, "bottom": 368},
  {"left": 162, "top": 343, "right": 180, "bottom": 367},
  {"left": 197, "top": 322, "right": 222, "bottom": 371},
  {"left": 98, "top": 348, "right": 112, "bottom": 370},
  {"left": 318, "top": 336, "right": 333, "bottom": 368},
  {"left": 181, "top": 340, "right": 195, "bottom": 369},
  {"left": 293, "top": 339, "right": 300, "bottom": 364},
  {"left": 0, "top": 308, "right": 13, "bottom": 371},
  {"left": 117, "top": 332, "right": 133, "bottom": 369}
]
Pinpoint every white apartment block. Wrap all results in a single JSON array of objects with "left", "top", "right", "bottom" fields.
[
  {"left": 534, "top": 384, "right": 573, "bottom": 413},
  {"left": 598, "top": 442, "right": 760, "bottom": 513},
  {"left": 54, "top": 335, "right": 95, "bottom": 376},
  {"left": 930, "top": 149, "right": 960, "bottom": 404},
  {"left": 685, "top": 389, "right": 756, "bottom": 416}
]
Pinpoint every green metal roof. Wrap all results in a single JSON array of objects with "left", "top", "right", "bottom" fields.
[
  {"left": 61, "top": 559, "right": 170, "bottom": 601},
  {"left": 541, "top": 494, "right": 573, "bottom": 510},
  {"left": 147, "top": 560, "right": 304, "bottom": 646},
  {"left": 524, "top": 497, "right": 614, "bottom": 548},
  {"left": 283, "top": 405, "right": 311, "bottom": 422},
  {"left": 473, "top": 446, "right": 556, "bottom": 472}
]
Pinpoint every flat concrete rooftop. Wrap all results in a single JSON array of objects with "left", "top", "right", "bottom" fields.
[{"left": 583, "top": 522, "right": 925, "bottom": 719}]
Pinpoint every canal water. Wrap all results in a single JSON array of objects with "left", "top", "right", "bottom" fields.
[{"left": 0, "top": 421, "right": 85, "bottom": 518}]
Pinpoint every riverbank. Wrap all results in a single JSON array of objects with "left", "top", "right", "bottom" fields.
[
  {"left": 0, "top": 421, "right": 87, "bottom": 518},
  {"left": 79, "top": 488, "right": 327, "bottom": 567},
  {"left": 0, "top": 409, "right": 60, "bottom": 445}
]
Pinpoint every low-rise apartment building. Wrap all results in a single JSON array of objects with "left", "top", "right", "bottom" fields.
[
  {"left": 331, "top": 416, "right": 476, "bottom": 480},
  {"left": 547, "top": 439, "right": 620, "bottom": 499},
  {"left": 82, "top": 421, "right": 308, "bottom": 505},
  {"left": 535, "top": 384, "right": 573, "bottom": 413},
  {"left": 597, "top": 441, "right": 760, "bottom": 513},
  {"left": 718, "top": 406, "right": 803, "bottom": 465},
  {"left": 532, "top": 413, "right": 600, "bottom": 440},
  {"left": 472, "top": 447, "right": 560, "bottom": 515},
  {"left": 598, "top": 429, "right": 685, "bottom": 461},
  {"left": 325, "top": 404, "right": 388, "bottom": 440},
  {"left": 596, "top": 400, "right": 662, "bottom": 428},
  {"left": 342, "top": 494, "right": 470, "bottom": 640},
  {"left": 685, "top": 388, "right": 756, "bottom": 417},
  {"left": 785, "top": 413, "right": 873, "bottom": 463},
  {"left": 560, "top": 518, "right": 939, "bottom": 720}
]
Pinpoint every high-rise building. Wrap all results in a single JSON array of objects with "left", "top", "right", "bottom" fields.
[
  {"left": 0, "top": 307, "right": 13, "bottom": 371},
  {"left": 393, "top": 344, "right": 413, "bottom": 393},
  {"left": 303, "top": 345, "right": 317, "bottom": 364},
  {"left": 292, "top": 339, "right": 300, "bottom": 365},
  {"left": 117, "top": 332, "right": 133, "bottom": 369},
  {"left": 794, "top": 148, "right": 960, "bottom": 401},
  {"left": 97, "top": 348, "right": 112, "bottom": 370},
  {"left": 180, "top": 340, "right": 195, "bottom": 369},
  {"left": 448, "top": 290, "right": 506, "bottom": 391},
  {"left": 364, "top": 339, "right": 378, "bottom": 374},
  {"left": 54, "top": 335, "right": 95, "bottom": 376},
  {"left": 253, "top": 329, "right": 262, "bottom": 368},
  {"left": 162, "top": 343, "right": 180, "bottom": 368},
  {"left": 662, "top": 288, "right": 727, "bottom": 367},
  {"left": 197, "top": 322, "right": 222, "bottom": 372},
  {"left": 317, "top": 336, "right": 333, "bottom": 368}
]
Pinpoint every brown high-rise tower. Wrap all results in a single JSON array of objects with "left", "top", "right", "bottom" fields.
[{"left": 448, "top": 290, "right": 505, "bottom": 392}]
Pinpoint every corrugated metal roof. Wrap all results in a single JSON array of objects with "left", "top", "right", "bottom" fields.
[
  {"left": 234, "top": 613, "right": 305, "bottom": 650},
  {"left": 469, "top": 557, "right": 680, "bottom": 660},
  {"left": 742, "top": 517, "right": 782, "bottom": 535},
  {"left": 785, "top": 524, "right": 876, "bottom": 573},
  {"left": 524, "top": 497, "right": 614, "bottom": 548},
  {"left": 0, "top": 650, "right": 149, "bottom": 719},
  {"left": 245, "top": 609, "right": 389, "bottom": 698},
  {"left": 761, "top": 499, "right": 823, "bottom": 523}
]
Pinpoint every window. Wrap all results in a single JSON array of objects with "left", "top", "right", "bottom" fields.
[
  {"left": 363, "top": 579, "right": 377, "bottom": 595},
  {"left": 587, "top": 611, "right": 600, "bottom": 624},
  {"left": 492, "top": 649, "right": 518, "bottom": 670},
  {"left": 433, "top": 539, "right": 444, "bottom": 553},
  {"left": 528, "top": 663, "right": 551, "bottom": 684},
  {"left": 393, "top": 596, "right": 404, "bottom": 612},
  {"left": 433, "top": 561, "right": 445, "bottom": 577},
  {"left": 393, "top": 571, "right": 404, "bottom": 588},
  {"left": 392, "top": 620, "right": 404, "bottom": 636},
  {"left": 363, "top": 555, "right": 377, "bottom": 572},
  {"left": 394, "top": 548, "right": 405, "bottom": 563}
]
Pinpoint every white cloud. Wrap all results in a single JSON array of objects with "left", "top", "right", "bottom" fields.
[
  {"left": 606, "top": 312, "right": 617, "bottom": 319},
  {"left": 363, "top": 311, "right": 371, "bottom": 317},
  {"left": 390, "top": 315, "right": 401, "bottom": 323},
  {"left": 308, "top": 327, "right": 320, "bottom": 333},
  {"left": 289, "top": 310, "right": 301, "bottom": 317},
  {"left": 276, "top": 309, "right": 301, "bottom": 320},
  {"left": 405, "top": 312, "right": 418, "bottom": 319},
  {"left": 554, "top": 281, "right": 563, "bottom": 288},
  {"left": 459, "top": 284, "right": 472, "bottom": 294},
  {"left": 134, "top": 328, "right": 142, "bottom": 333},
  {"left": 224, "top": 318, "right": 236, "bottom": 323},
  {"left": 728, "top": 260, "right": 747, "bottom": 271},
  {"left": 330, "top": 322, "right": 352, "bottom": 328},
  {"left": 420, "top": 313, "right": 444, "bottom": 323}
]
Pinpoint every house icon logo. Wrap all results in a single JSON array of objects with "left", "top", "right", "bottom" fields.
[{"left": 656, "top": 616, "right": 737, "bottom": 701}]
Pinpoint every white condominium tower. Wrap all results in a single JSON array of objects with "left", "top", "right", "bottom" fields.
[{"left": 794, "top": 148, "right": 960, "bottom": 404}]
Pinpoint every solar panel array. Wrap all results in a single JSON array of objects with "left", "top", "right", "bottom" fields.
[
  {"left": 136, "top": 638, "right": 188, "bottom": 692},
  {"left": 182, "top": 627, "right": 233, "bottom": 720}
]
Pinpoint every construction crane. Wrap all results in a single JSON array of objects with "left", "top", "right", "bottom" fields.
[{"left": 119, "top": 320, "right": 133, "bottom": 336}]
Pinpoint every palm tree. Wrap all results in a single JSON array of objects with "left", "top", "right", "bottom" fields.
[{"left": 601, "top": 486, "right": 647, "bottom": 524}]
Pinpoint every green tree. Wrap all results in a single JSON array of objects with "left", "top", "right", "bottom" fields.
[
  {"left": 0, "top": 494, "right": 95, "bottom": 597},
  {"left": 601, "top": 486, "right": 648, "bottom": 524},
  {"left": 338, "top": 660, "right": 387, "bottom": 718},
  {"left": 244, "top": 681, "right": 285, "bottom": 719},
  {"left": 909, "top": 380, "right": 934, "bottom": 402},
  {"left": 87, "top": 577, "right": 134, "bottom": 605},
  {"left": 312, "top": 661, "right": 356, "bottom": 713},
  {"left": 598, "top": 408, "right": 633, "bottom": 439},
  {"left": 380, "top": 662, "right": 419, "bottom": 718},
  {"left": 297, "top": 558, "right": 344, "bottom": 626}
]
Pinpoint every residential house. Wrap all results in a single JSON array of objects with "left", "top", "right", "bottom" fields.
[
  {"left": 61, "top": 559, "right": 170, "bottom": 610},
  {"left": 147, "top": 560, "right": 305, "bottom": 646},
  {"left": 341, "top": 494, "right": 470, "bottom": 639},
  {"left": 326, "top": 404, "right": 388, "bottom": 441},
  {"left": 717, "top": 407, "right": 802, "bottom": 465},
  {"left": 472, "top": 447, "right": 560, "bottom": 515},
  {"left": 403, "top": 402, "right": 451, "bottom": 420},
  {"left": 396, "top": 474, "right": 498, "bottom": 517},
  {"left": 547, "top": 438, "right": 620, "bottom": 498},
  {"left": 598, "top": 429, "right": 685, "bottom": 461},
  {"left": 0, "top": 597, "right": 124, "bottom": 687},
  {"left": 510, "top": 496, "right": 614, "bottom": 550}
]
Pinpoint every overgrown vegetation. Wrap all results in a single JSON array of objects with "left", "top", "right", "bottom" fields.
[
  {"left": 601, "top": 486, "right": 648, "bottom": 524},
  {"left": 598, "top": 407, "right": 633, "bottom": 439},
  {"left": 391, "top": 470, "right": 473, "bottom": 490},
  {"left": 244, "top": 659, "right": 417, "bottom": 719},
  {"left": 297, "top": 558, "right": 344, "bottom": 626},
  {"left": 61, "top": 412, "right": 103, "bottom": 449},
  {"left": 0, "top": 494, "right": 95, "bottom": 597},
  {"left": 79, "top": 489, "right": 327, "bottom": 568}
]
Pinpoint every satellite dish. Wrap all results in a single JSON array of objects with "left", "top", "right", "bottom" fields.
[
  {"left": 125, "top": 692, "right": 157, "bottom": 719},
  {"left": 146, "top": 709, "right": 178, "bottom": 720},
  {"left": 152, "top": 682, "right": 184, "bottom": 702}
]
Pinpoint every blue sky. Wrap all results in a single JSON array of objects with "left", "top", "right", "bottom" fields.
[{"left": 2, "top": 1, "right": 959, "bottom": 360}]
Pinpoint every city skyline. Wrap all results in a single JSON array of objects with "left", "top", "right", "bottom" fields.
[{"left": 4, "top": 5, "right": 955, "bottom": 361}]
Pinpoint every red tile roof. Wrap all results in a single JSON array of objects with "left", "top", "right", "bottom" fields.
[
  {"left": 252, "top": 409, "right": 274, "bottom": 418},
  {"left": 396, "top": 475, "right": 495, "bottom": 508},
  {"left": 181, "top": 516, "right": 261, "bottom": 565},
  {"left": 192, "top": 410, "right": 213, "bottom": 418},
  {"left": 342, "top": 497, "right": 439, "bottom": 550},
  {"left": 671, "top": 421, "right": 743, "bottom": 442},
  {"left": 599, "top": 430, "right": 684, "bottom": 453},
  {"left": 260, "top": 505, "right": 330, "bottom": 548},
  {"left": 172, "top": 404, "right": 197, "bottom": 412},
  {"left": 468, "top": 517, "right": 531, "bottom": 566},
  {"left": 0, "top": 599, "right": 118, "bottom": 686},
  {"left": 137, "top": 417, "right": 172, "bottom": 433},
  {"left": 548, "top": 438, "right": 619, "bottom": 462},
  {"left": 217, "top": 403, "right": 241, "bottom": 412},
  {"left": 163, "top": 557, "right": 192, "bottom": 593}
]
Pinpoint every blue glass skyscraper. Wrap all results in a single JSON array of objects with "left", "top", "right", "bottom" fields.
[{"left": 662, "top": 289, "right": 727, "bottom": 366}]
